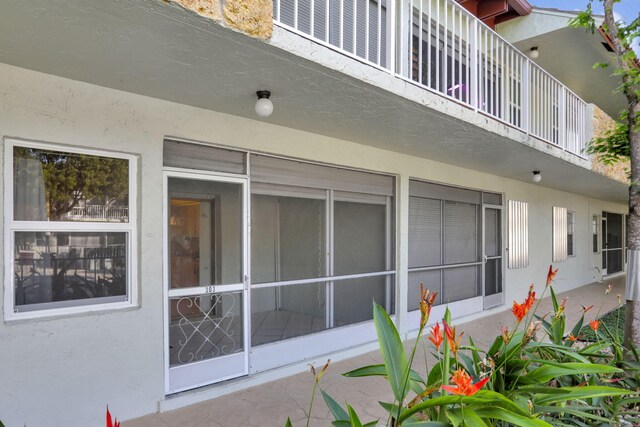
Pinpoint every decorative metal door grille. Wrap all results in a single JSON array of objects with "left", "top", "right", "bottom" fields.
[{"left": 169, "top": 292, "right": 243, "bottom": 365}]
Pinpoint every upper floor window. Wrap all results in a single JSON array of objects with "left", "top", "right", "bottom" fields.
[{"left": 5, "top": 140, "right": 137, "bottom": 319}]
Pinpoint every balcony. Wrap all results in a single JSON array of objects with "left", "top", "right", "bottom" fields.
[{"left": 273, "top": 0, "right": 588, "bottom": 158}]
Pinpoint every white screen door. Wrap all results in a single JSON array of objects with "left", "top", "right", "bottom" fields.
[
  {"left": 483, "top": 205, "right": 503, "bottom": 308},
  {"left": 164, "top": 171, "right": 248, "bottom": 394}
]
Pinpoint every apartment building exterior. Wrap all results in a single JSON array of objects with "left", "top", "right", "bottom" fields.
[{"left": 0, "top": 0, "right": 630, "bottom": 424}]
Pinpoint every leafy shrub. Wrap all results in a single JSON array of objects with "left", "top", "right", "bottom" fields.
[{"left": 287, "top": 266, "right": 640, "bottom": 426}]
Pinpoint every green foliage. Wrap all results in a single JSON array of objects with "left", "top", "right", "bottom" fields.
[
  {"left": 287, "top": 267, "right": 640, "bottom": 426},
  {"left": 569, "top": 1, "right": 639, "bottom": 168}
]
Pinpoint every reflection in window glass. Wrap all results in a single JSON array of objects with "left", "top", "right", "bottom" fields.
[
  {"left": 14, "top": 232, "right": 127, "bottom": 311},
  {"left": 13, "top": 147, "right": 129, "bottom": 222}
]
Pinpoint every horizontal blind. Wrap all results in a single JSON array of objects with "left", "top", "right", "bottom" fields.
[
  {"left": 508, "top": 200, "right": 529, "bottom": 269},
  {"left": 408, "top": 197, "right": 442, "bottom": 268},
  {"left": 163, "top": 140, "right": 245, "bottom": 174},
  {"left": 443, "top": 201, "right": 478, "bottom": 264},
  {"left": 250, "top": 154, "right": 394, "bottom": 196},
  {"left": 409, "top": 180, "right": 481, "bottom": 204}
]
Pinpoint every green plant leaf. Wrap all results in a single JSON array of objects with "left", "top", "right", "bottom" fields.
[
  {"left": 347, "top": 404, "right": 364, "bottom": 427},
  {"left": 372, "top": 302, "right": 409, "bottom": 402},
  {"left": 343, "top": 364, "right": 425, "bottom": 384},
  {"left": 533, "top": 386, "right": 633, "bottom": 405},
  {"left": 284, "top": 417, "right": 293, "bottom": 427},
  {"left": 566, "top": 315, "right": 585, "bottom": 346},
  {"left": 519, "top": 362, "right": 622, "bottom": 384},
  {"left": 402, "top": 422, "right": 448, "bottom": 427},
  {"left": 454, "top": 407, "right": 489, "bottom": 427},
  {"left": 487, "top": 335, "right": 504, "bottom": 357},
  {"left": 534, "top": 405, "right": 618, "bottom": 423},
  {"left": 532, "top": 343, "right": 589, "bottom": 363},
  {"left": 473, "top": 406, "right": 553, "bottom": 426},
  {"left": 321, "top": 389, "right": 349, "bottom": 421}
]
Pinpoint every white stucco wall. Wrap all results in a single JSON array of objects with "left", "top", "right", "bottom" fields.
[{"left": 0, "top": 62, "right": 627, "bottom": 426}]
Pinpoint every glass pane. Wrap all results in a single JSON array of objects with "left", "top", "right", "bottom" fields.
[
  {"left": 14, "top": 231, "right": 127, "bottom": 310},
  {"left": 251, "top": 194, "right": 325, "bottom": 283},
  {"left": 444, "top": 201, "right": 478, "bottom": 264},
  {"left": 14, "top": 146, "right": 129, "bottom": 222},
  {"left": 408, "top": 270, "right": 442, "bottom": 311},
  {"left": 483, "top": 192, "right": 502, "bottom": 205},
  {"left": 484, "top": 258, "right": 502, "bottom": 296},
  {"left": 251, "top": 283, "right": 327, "bottom": 346},
  {"left": 169, "top": 178, "right": 242, "bottom": 288},
  {"left": 484, "top": 208, "right": 500, "bottom": 257},
  {"left": 443, "top": 265, "right": 479, "bottom": 303},
  {"left": 607, "top": 249, "right": 623, "bottom": 275},
  {"left": 169, "top": 292, "right": 243, "bottom": 366},
  {"left": 334, "top": 275, "right": 392, "bottom": 325},
  {"left": 607, "top": 213, "right": 623, "bottom": 250},
  {"left": 334, "top": 201, "right": 387, "bottom": 275}
]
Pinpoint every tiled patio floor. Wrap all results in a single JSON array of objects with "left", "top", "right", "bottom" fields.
[{"left": 127, "top": 275, "right": 626, "bottom": 427}]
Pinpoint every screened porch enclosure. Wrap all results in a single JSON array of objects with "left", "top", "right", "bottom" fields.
[
  {"left": 164, "top": 141, "right": 396, "bottom": 389},
  {"left": 249, "top": 153, "right": 395, "bottom": 347}
]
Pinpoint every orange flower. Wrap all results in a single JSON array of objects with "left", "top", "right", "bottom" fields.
[
  {"left": 107, "top": 407, "right": 120, "bottom": 427},
  {"left": 546, "top": 265, "right": 558, "bottom": 287},
  {"left": 589, "top": 319, "right": 601, "bottom": 332},
  {"left": 566, "top": 333, "right": 583, "bottom": 341},
  {"left": 441, "top": 368, "right": 490, "bottom": 396},
  {"left": 443, "top": 320, "right": 463, "bottom": 356},
  {"left": 513, "top": 286, "right": 536, "bottom": 322},
  {"left": 419, "top": 284, "right": 438, "bottom": 328},
  {"left": 525, "top": 285, "right": 536, "bottom": 310},
  {"left": 512, "top": 301, "right": 527, "bottom": 322},
  {"left": 428, "top": 322, "right": 444, "bottom": 350}
]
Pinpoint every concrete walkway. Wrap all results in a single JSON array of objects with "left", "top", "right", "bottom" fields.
[{"left": 127, "top": 276, "right": 626, "bottom": 427}]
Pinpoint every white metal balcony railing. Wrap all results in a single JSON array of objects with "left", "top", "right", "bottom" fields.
[
  {"left": 64, "top": 205, "right": 129, "bottom": 221},
  {"left": 273, "top": 0, "right": 588, "bottom": 158}
]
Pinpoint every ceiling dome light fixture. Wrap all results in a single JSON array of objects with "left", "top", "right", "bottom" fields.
[
  {"left": 532, "top": 170, "right": 542, "bottom": 183},
  {"left": 528, "top": 46, "right": 539, "bottom": 59},
  {"left": 255, "top": 90, "right": 274, "bottom": 118}
]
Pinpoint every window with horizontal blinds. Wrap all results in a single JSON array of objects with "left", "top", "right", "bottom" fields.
[
  {"left": 408, "top": 180, "right": 482, "bottom": 307},
  {"left": 508, "top": 200, "right": 528, "bottom": 269},
  {"left": 163, "top": 140, "right": 246, "bottom": 174},
  {"left": 250, "top": 154, "right": 394, "bottom": 196}
]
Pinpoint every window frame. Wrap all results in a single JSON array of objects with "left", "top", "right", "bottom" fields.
[
  {"left": 592, "top": 214, "right": 600, "bottom": 254},
  {"left": 4, "top": 139, "right": 138, "bottom": 321}
]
